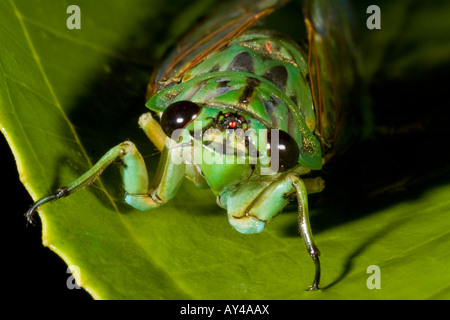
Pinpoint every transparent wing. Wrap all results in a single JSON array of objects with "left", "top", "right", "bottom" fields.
[
  {"left": 147, "top": 0, "right": 290, "bottom": 97},
  {"left": 303, "top": 0, "right": 363, "bottom": 156}
]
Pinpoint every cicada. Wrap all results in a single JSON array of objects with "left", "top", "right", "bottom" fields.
[{"left": 26, "top": 0, "right": 363, "bottom": 290}]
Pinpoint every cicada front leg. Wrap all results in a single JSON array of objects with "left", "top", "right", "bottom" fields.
[
  {"left": 26, "top": 114, "right": 185, "bottom": 222},
  {"left": 138, "top": 112, "right": 167, "bottom": 152},
  {"left": 220, "top": 173, "right": 324, "bottom": 290},
  {"left": 122, "top": 137, "right": 185, "bottom": 211},
  {"left": 290, "top": 174, "right": 321, "bottom": 291}
]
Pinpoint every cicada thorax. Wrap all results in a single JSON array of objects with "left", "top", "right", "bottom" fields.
[
  {"left": 147, "top": 30, "right": 322, "bottom": 171},
  {"left": 183, "top": 30, "right": 317, "bottom": 130}
]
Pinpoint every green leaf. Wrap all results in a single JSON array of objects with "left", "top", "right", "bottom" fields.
[{"left": 1, "top": 0, "right": 450, "bottom": 300}]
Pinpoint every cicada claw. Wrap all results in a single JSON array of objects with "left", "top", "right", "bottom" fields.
[{"left": 25, "top": 187, "right": 70, "bottom": 226}]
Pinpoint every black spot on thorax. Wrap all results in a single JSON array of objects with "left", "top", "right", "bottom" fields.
[
  {"left": 239, "top": 77, "right": 261, "bottom": 105},
  {"left": 228, "top": 51, "right": 254, "bottom": 73},
  {"left": 262, "top": 65, "right": 288, "bottom": 92}
]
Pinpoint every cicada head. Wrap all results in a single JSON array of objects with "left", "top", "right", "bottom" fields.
[{"left": 146, "top": 72, "right": 321, "bottom": 192}]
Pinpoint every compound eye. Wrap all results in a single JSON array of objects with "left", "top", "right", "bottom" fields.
[
  {"left": 160, "top": 101, "right": 201, "bottom": 139},
  {"left": 267, "top": 129, "right": 299, "bottom": 171}
]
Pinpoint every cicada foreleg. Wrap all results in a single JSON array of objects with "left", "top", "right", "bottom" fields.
[
  {"left": 121, "top": 138, "right": 185, "bottom": 211},
  {"left": 138, "top": 112, "right": 167, "bottom": 152},
  {"left": 220, "top": 172, "right": 323, "bottom": 290},
  {"left": 26, "top": 116, "right": 185, "bottom": 223},
  {"left": 290, "top": 174, "right": 321, "bottom": 291}
]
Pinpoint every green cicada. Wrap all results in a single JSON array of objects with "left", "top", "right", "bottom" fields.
[{"left": 26, "top": 0, "right": 363, "bottom": 290}]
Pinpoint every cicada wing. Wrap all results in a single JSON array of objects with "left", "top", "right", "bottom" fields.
[
  {"left": 303, "top": 0, "right": 363, "bottom": 156},
  {"left": 147, "top": 0, "right": 290, "bottom": 98}
]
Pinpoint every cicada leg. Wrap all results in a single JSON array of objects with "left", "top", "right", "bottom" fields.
[
  {"left": 138, "top": 112, "right": 167, "bottom": 152},
  {"left": 220, "top": 173, "right": 322, "bottom": 290},
  {"left": 26, "top": 119, "right": 185, "bottom": 223},
  {"left": 289, "top": 174, "right": 321, "bottom": 291},
  {"left": 122, "top": 138, "right": 185, "bottom": 211}
]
